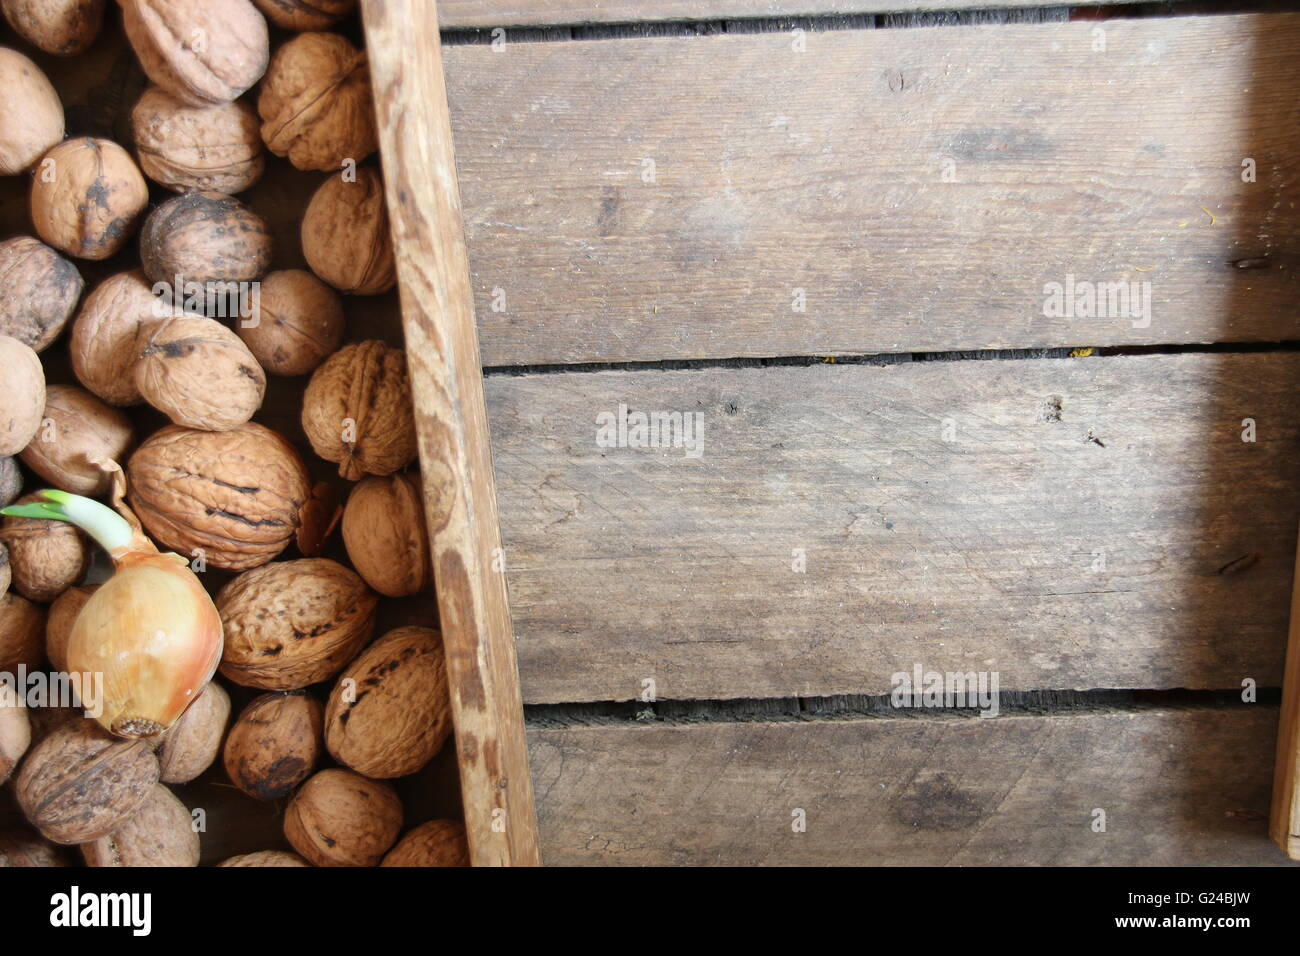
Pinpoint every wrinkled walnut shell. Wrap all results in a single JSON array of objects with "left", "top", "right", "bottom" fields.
[
  {"left": 252, "top": 0, "right": 353, "bottom": 30},
  {"left": 132, "top": 85, "right": 265, "bottom": 194},
  {"left": 324, "top": 626, "right": 452, "bottom": 779},
  {"left": 302, "top": 340, "right": 416, "bottom": 481},
  {"left": 0, "top": 336, "right": 44, "bottom": 456},
  {"left": 218, "top": 849, "right": 310, "bottom": 866},
  {"left": 301, "top": 167, "right": 395, "bottom": 295},
  {"left": 0, "top": 47, "right": 63, "bottom": 175},
  {"left": 1, "top": 0, "right": 105, "bottom": 56},
  {"left": 30, "top": 137, "right": 148, "bottom": 260},
  {"left": 70, "top": 270, "right": 170, "bottom": 406},
  {"left": 15, "top": 719, "right": 160, "bottom": 845},
  {"left": 1, "top": 493, "right": 90, "bottom": 603},
  {"left": 45, "top": 584, "right": 96, "bottom": 673},
  {"left": 135, "top": 315, "right": 266, "bottom": 431},
  {"left": 342, "top": 472, "right": 433, "bottom": 598},
  {"left": 217, "top": 558, "right": 377, "bottom": 689},
  {"left": 139, "top": 191, "right": 273, "bottom": 290},
  {"left": 0, "top": 236, "right": 83, "bottom": 352},
  {"left": 18, "top": 385, "right": 133, "bottom": 496},
  {"left": 0, "top": 456, "right": 20, "bottom": 508},
  {"left": 0, "top": 684, "right": 31, "bottom": 784},
  {"left": 0, "top": 592, "right": 45, "bottom": 673},
  {"left": 222, "top": 690, "right": 322, "bottom": 800},
  {"left": 258, "top": 31, "right": 376, "bottom": 172},
  {"left": 119, "top": 0, "right": 269, "bottom": 107},
  {"left": 284, "top": 768, "right": 401, "bottom": 867},
  {"left": 81, "top": 783, "right": 199, "bottom": 866},
  {"left": 0, "top": 827, "right": 69, "bottom": 866},
  {"left": 155, "top": 680, "right": 229, "bottom": 783},
  {"left": 382, "top": 820, "right": 470, "bottom": 867},
  {"left": 237, "top": 269, "right": 344, "bottom": 376},
  {"left": 128, "top": 422, "right": 311, "bottom": 570}
]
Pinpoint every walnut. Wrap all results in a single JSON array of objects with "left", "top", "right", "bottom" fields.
[
  {"left": 222, "top": 690, "right": 322, "bottom": 800},
  {"left": 18, "top": 385, "right": 133, "bottom": 496},
  {"left": 382, "top": 820, "right": 469, "bottom": 867},
  {"left": 139, "top": 191, "right": 273, "bottom": 292},
  {"left": 81, "top": 783, "right": 199, "bottom": 866},
  {"left": 258, "top": 31, "right": 376, "bottom": 172},
  {"left": 284, "top": 768, "right": 401, "bottom": 867},
  {"left": 302, "top": 341, "right": 416, "bottom": 480},
  {"left": 135, "top": 315, "right": 266, "bottom": 431},
  {"left": 0, "top": 336, "right": 44, "bottom": 456},
  {"left": 301, "top": 167, "right": 395, "bottom": 294},
  {"left": 127, "top": 422, "right": 312, "bottom": 570},
  {"left": 30, "top": 138, "right": 149, "bottom": 260},
  {"left": 0, "top": 237, "right": 83, "bottom": 353},
  {"left": 0, "top": 827, "right": 69, "bottom": 866},
  {"left": 132, "top": 85, "right": 265, "bottom": 194},
  {"left": 119, "top": 0, "right": 269, "bottom": 107},
  {"left": 0, "top": 592, "right": 45, "bottom": 673},
  {"left": 15, "top": 719, "right": 159, "bottom": 844},
  {"left": 237, "top": 269, "right": 343, "bottom": 376},
  {"left": 217, "top": 558, "right": 377, "bottom": 689},
  {"left": 0, "top": 544, "right": 9, "bottom": 596},
  {"left": 69, "top": 270, "right": 169, "bottom": 406},
  {"left": 155, "top": 680, "right": 229, "bottom": 783},
  {"left": 0, "top": 684, "right": 31, "bottom": 784},
  {"left": 218, "top": 849, "right": 309, "bottom": 866},
  {"left": 342, "top": 472, "right": 432, "bottom": 597},
  {"left": 252, "top": 0, "right": 353, "bottom": 30},
  {"left": 0, "top": 456, "right": 20, "bottom": 507},
  {"left": 1, "top": 493, "right": 90, "bottom": 603},
  {"left": 0, "top": 47, "right": 63, "bottom": 175},
  {"left": 1, "top": 0, "right": 105, "bottom": 56},
  {"left": 46, "top": 584, "right": 96, "bottom": 672},
  {"left": 324, "top": 626, "right": 452, "bottom": 779}
]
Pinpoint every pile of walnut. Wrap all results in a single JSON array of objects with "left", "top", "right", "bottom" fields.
[{"left": 0, "top": 0, "right": 465, "bottom": 868}]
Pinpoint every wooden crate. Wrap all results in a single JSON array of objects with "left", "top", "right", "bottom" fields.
[{"left": 366, "top": 0, "right": 1300, "bottom": 864}]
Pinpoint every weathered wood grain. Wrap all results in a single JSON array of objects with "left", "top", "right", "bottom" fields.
[
  {"left": 437, "top": 0, "right": 1111, "bottom": 29},
  {"left": 362, "top": 0, "right": 540, "bottom": 866},
  {"left": 529, "top": 706, "right": 1298, "bottom": 865},
  {"left": 489, "top": 352, "right": 1300, "bottom": 703},
  {"left": 1271, "top": 523, "right": 1300, "bottom": 859},
  {"left": 440, "top": 13, "right": 1300, "bottom": 365}
]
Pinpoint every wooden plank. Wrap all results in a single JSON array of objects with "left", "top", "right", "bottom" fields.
[
  {"left": 489, "top": 352, "right": 1300, "bottom": 703},
  {"left": 441, "top": 13, "right": 1300, "bottom": 366},
  {"left": 362, "top": 0, "right": 541, "bottom": 866},
  {"left": 1271, "top": 524, "right": 1300, "bottom": 859},
  {"left": 528, "top": 706, "right": 1299, "bottom": 865},
  {"left": 438, "top": 0, "right": 1112, "bottom": 29}
]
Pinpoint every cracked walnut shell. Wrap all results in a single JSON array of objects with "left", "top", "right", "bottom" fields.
[
  {"left": 258, "top": 31, "right": 376, "bottom": 172},
  {"left": 132, "top": 86, "right": 265, "bottom": 194},
  {"left": 302, "top": 340, "right": 416, "bottom": 481},
  {"left": 217, "top": 558, "right": 377, "bottom": 689},
  {"left": 119, "top": 0, "right": 269, "bottom": 107},
  {"left": 127, "top": 422, "right": 311, "bottom": 571},
  {"left": 324, "top": 626, "right": 452, "bottom": 779}
]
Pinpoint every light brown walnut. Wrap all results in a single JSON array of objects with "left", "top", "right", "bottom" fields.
[
  {"left": 218, "top": 849, "right": 309, "bottom": 866},
  {"left": 45, "top": 584, "right": 96, "bottom": 673},
  {"left": 19, "top": 385, "right": 133, "bottom": 496},
  {"left": 1, "top": 492, "right": 90, "bottom": 604},
  {"left": 81, "top": 783, "right": 199, "bottom": 866},
  {"left": 382, "top": 820, "right": 470, "bottom": 867},
  {"left": 135, "top": 315, "right": 266, "bottom": 431},
  {"left": 155, "top": 680, "right": 229, "bottom": 783},
  {"left": 0, "top": 592, "right": 45, "bottom": 673},
  {"left": 283, "top": 768, "right": 401, "bottom": 867},
  {"left": 1, "top": 0, "right": 104, "bottom": 56},
  {"left": 0, "top": 48, "right": 63, "bottom": 174},
  {"left": 30, "top": 138, "right": 148, "bottom": 260},
  {"left": 300, "top": 167, "right": 395, "bottom": 295},
  {"left": 341, "top": 472, "right": 432, "bottom": 598},
  {"left": 237, "top": 269, "right": 343, "bottom": 377},
  {"left": 252, "top": 0, "right": 353, "bottom": 31},
  {"left": 0, "top": 336, "right": 44, "bottom": 456},
  {"left": 69, "top": 270, "right": 170, "bottom": 406},
  {"left": 132, "top": 86, "right": 265, "bottom": 194}
]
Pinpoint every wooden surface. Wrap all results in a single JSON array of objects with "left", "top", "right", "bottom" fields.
[
  {"left": 362, "top": 0, "right": 540, "bottom": 866},
  {"left": 1271, "top": 523, "right": 1300, "bottom": 858},
  {"left": 529, "top": 705, "right": 1297, "bottom": 865},
  {"left": 436, "top": 0, "right": 1119, "bottom": 29},
  {"left": 489, "top": 352, "right": 1300, "bottom": 704},
  {"left": 440, "top": 13, "right": 1300, "bottom": 365}
]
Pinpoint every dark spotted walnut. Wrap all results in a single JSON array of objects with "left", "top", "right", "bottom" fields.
[
  {"left": 222, "top": 690, "right": 322, "bottom": 800},
  {"left": 126, "top": 422, "right": 311, "bottom": 570},
  {"left": 29, "top": 138, "right": 149, "bottom": 260},
  {"left": 216, "top": 558, "right": 377, "bottom": 689},
  {"left": 0, "top": 237, "right": 83, "bottom": 353},
  {"left": 139, "top": 191, "right": 273, "bottom": 291},
  {"left": 134, "top": 315, "right": 266, "bottom": 431}
]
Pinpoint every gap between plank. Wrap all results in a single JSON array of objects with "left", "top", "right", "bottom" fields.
[{"left": 525, "top": 687, "right": 1280, "bottom": 727}]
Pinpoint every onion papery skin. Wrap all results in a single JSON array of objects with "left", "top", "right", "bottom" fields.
[{"left": 66, "top": 551, "right": 223, "bottom": 739}]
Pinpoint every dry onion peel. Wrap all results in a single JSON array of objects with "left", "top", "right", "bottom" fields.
[{"left": 0, "top": 468, "right": 222, "bottom": 739}]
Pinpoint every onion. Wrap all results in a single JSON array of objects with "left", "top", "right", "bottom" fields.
[{"left": 0, "top": 464, "right": 222, "bottom": 739}]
